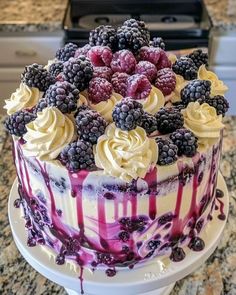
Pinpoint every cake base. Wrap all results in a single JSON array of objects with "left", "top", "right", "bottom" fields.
[{"left": 8, "top": 173, "right": 229, "bottom": 295}]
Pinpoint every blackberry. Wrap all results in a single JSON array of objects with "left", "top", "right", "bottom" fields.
[
  {"left": 21, "top": 63, "right": 55, "bottom": 92},
  {"left": 156, "top": 138, "right": 178, "bottom": 165},
  {"left": 89, "top": 25, "right": 117, "bottom": 51},
  {"left": 151, "top": 37, "right": 166, "bottom": 50},
  {"left": 155, "top": 108, "right": 184, "bottom": 134},
  {"left": 199, "top": 95, "right": 229, "bottom": 117},
  {"left": 56, "top": 42, "right": 78, "bottom": 62},
  {"left": 112, "top": 98, "right": 144, "bottom": 131},
  {"left": 48, "top": 61, "right": 64, "bottom": 78},
  {"left": 172, "top": 57, "right": 198, "bottom": 80},
  {"left": 172, "top": 102, "right": 186, "bottom": 112},
  {"left": 74, "top": 44, "right": 91, "bottom": 58},
  {"left": 63, "top": 56, "right": 93, "bottom": 91},
  {"left": 187, "top": 49, "right": 208, "bottom": 69},
  {"left": 181, "top": 79, "right": 211, "bottom": 106},
  {"left": 45, "top": 81, "right": 79, "bottom": 114},
  {"left": 75, "top": 110, "right": 107, "bottom": 144},
  {"left": 5, "top": 110, "right": 36, "bottom": 137},
  {"left": 33, "top": 98, "right": 48, "bottom": 114},
  {"left": 139, "top": 112, "right": 157, "bottom": 135},
  {"left": 123, "top": 19, "right": 150, "bottom": 44},
  {"left": 60, "top": 140, "right": 95, "bottom": 172},
  {"left": 170, "top": 128, "right": 198, "bottom": 157}
]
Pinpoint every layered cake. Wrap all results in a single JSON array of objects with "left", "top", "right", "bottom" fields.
[{"left": 5, "top": 19, "right": 229, "bottom": 276}]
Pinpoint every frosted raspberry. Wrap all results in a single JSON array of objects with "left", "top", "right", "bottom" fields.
[
  {"left": 88, "top": 77, "right": 112, "bottom": 104},
  {"left": 110, "top": 50, "right": 136, "bottom": 74},
  {"left": 111, "top": 72, "right": 129, "bottom": 97},
  {"left": 135, "top": 61, "right": 157, "bottom": 82},
  {"left": 93, "top": 66, "right": 113, "bottom": 81},
  {"left": 87, "top": 46, "right": 113, "bottom": 67},
  {"left": 155, "top": 68, "right": 176, "bottom": 96},
  {"left": 138, "top": 46, "right": 162, "bottom": 65},
  {"left": 74, "top": 44, "right": 91, "bottom": 58},
  {"left": 156, "top": 50, "right": 171, "bottom": 70},
  {"left": 127, "top": 74, "right": 152, "bottom": 99}
]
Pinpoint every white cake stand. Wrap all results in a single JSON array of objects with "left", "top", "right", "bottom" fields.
[{"left": 8, "top": 173, "right": 229, "bottom": 295}]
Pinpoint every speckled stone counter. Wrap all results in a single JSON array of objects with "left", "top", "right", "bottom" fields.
[
  {"left": 0, "top": 115, "right": 236, "bottom": 294},
  {"left": 0, "top": 0, "right": 68, "bottom": 33}
]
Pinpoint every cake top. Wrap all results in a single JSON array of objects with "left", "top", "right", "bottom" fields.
[{"left": 4, "top": 19, "right": 229, "bottom": 182}]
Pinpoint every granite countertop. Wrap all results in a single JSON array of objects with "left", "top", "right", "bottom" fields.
[{"left": 0, "top": 115, "right": 236, "bottom": 294}]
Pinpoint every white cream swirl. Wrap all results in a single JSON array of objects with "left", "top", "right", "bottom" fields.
[
  {"left": 77, "top": 93, "right": 89, "bottom": 108},
  {"left": 140, "top": 86, "right": 165, "bottom": 115},
  {"left": 171, "top": 74, "right": 188, "bottom": 103},
  {"left": 94, "top": 124, "right": 158, "bottom": 182},
  {"left": 23, "top": 107, "right": 74, "bottom": 161},
  {"left": 4, "top": 83, "right": 42, "bottom": 115}
]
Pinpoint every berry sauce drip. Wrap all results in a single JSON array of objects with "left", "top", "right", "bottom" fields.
[
  {"left": 170, "top": 247, "right": 186, "bottom": 262},
  {"left": 144, "top": 167, "right": 157, "bottom": 220},
  {"left": 188, "top": 237, "right": 205, "bottom": 251},
  {"left": 215, "top": 188, "right": 226, "bottom": 220}
]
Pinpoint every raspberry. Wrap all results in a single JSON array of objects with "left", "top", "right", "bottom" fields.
[
  {"left": 187, "top": 49, "right": 208, "bottom": 69},
  {"left": 112, "top": 98, "right": 144, "bottom": 131},
  {"left": 156, "top": 138, "right": 178, "bottom": 165},
  {"left": 151, "top": 37, "right": 165, "bottom": 50},
  {"left": 48, "top": 61, "right": 64, "bottom": 79},
  {"left": 198, "top": 95, "right": 229, "bottom": 117},
  {"left": 5, "top": 110, "right": 36, "bottom": 137},
  {"left": 138, "top": 46, "right": 162, "bottom": 65},
  {"left": 110, "top": 50, "right": 136, "bottom": 74},
  {"left": 45, "top": 81, "right": 79, "bottom": 114},
  {"left": 181, "top": 80, "right": 211, "bottom": 105},
  {"left": 155, "top": 107, "right": 184, "bottom": 134},
  {"left": 21, "top": 63, "right": 55, "bottom": 92},
  {"left": 93, "top": 66, "right": 113, "bottom": 81},
  {"left": 139, "top": 112, "right": 157, "bottom": 135},
  {"left": 155, "top": 68, "right": 176, "bottom": 96},
  {"left": 170, "top": 129, "right": 198, "bottom": 157},
  {"left": 172, "top": 57, "right": 198, "bottom": 80},
  {"left": 33, "top": 98, "right": 48, "bottom": 114},
  {"left": 89, "top": 25, "right": 117, "bottom": 51},
  {"left": 111, "top": 72, "right": 129, "bottom": 97},
  {"left": 75, "top": 110, "right": 107, "bottom": 144},
  {"left": 135, "top": 61, "right": 157, "bottom": 82},
  {"left": 126, "top": 74, "right": 152, "bottom": 99},
  {"left": 63, "top": 56, "right": 93, "bottom": 91},
  {"left": 74, "top": 44, "right": 91, "bottom": 58},
  {"left": 56, "top": 43, "right": 78, "bottom": 62},
  {"left": 60, "top": 140, "right": 95, "bottom": 172},
  {"left": 156, "top": 50, "right": 172, "bottom": 70},
  {"left": 87, "top": 46, "right": 113, "bottom": 67},
  {"left": 88, "top": 77, "right": 112, "bottom": 104}
]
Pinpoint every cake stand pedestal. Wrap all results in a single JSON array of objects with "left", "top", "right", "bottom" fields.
[{"left": 8, "top": 173, "right": 229, "bottom": 295}]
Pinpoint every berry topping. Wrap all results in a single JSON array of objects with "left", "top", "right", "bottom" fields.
[
  {"left": 181, "top": 79, "right": 211, "bottom": 105},
  {"left": 87, "top": 46, "right": 113, "bottom": 67},
  {"left": 172, "top": 102, "right": 186, "bottom": 112},
  {"left": 118, "top": 231, "right": 130, "bottom": 242},
  {"left": 123, "top": 19, "right": 150, "bottom": 45},
  {"left": 97, "top": 253, "right": 113, "bottom": 266},
  {"left": 138, "top": 46, "right": 161, "bottom": 65},
  {"left": 155, "top": 108, "right": 184, "bottom": 134},
  {"left": 187, "top": 49, "right": 208, "bottom": 69},
  {"left": 93, "top": 66, "right": 113, "bottom": 81},
  {"left": 106, "top": 269, "right": 117, "bottom": 277},
  {"left": 119, "top": 216, "right": 147, "bottom": 233},
  {"left": 111, "top": 72, "right": 129, "bottom": 97},
  {"left": 135, "top": 61, "right": 157, "bottom": 82},
  {"left": 188, "top": 237, "right": 205, "bottom": 251},
  {"left": 33, "top": 98, "right": 48, "bottom": 114},
  {"left": 60, "top": 139, "right": 95, "bottom": 172},
  {"left": 156, "top": 138, "right": 178, "bottom": 165},
  {"left": 170, "top": 247, "right": 186, "bottom": 262},
  {"left": 216, "top": 188, "right": 224, "bottom": 198},
  {"left": 110, "top": 50, "right": 136, "bottom": 74},
  {"left": 155, "top": 68, "right": 176, "bottom": 96},
  {"left": 48, "top": 61, "right": 64, "bottom": 79},
  {"left": 75, "top": 109, "right": 107, "bottom": 144},
  {"left": 74, "top": 44, "right": 91, "bottom": 58},
  {"left": 5, "top": 110, "right": 36, "bottom": 137},
  {"left": 147, "top": 240, "right": 160, "bottom": 250},
  {"left": 156, "top": 50, "right": 172, "bottom": 70},
  {"left": 88, "top": 77, "right": 112, "bottom": 104},
  {"left": 172, "top": 57, "right": 198, "bottom": 80},
  {"left": 139, "top": 112, "right": 157, "bottom": 135},
  {"left": 89, "top": 25, "right": 117, "bottom": 51},
  {"left": 199, "top": 95, "right": 229, "bottom": 117},
  {"left": 170, "top": 128, "right": 198, "bottom": 157},
  {"left": 63, "top": 56, "right": 93, "bottom": 91},
  {"left": 151, "top": 37, "right": 166, "bottom": 50},
  {"left": 56, "top": 42, "right": 78, "bottom": 62},
  {"left": 126, "top": 74, "right": 152, "bottom": 99},
  {"left": 112, "top": 98, "right": 144, "bottom": 131},
  {"left": 21, "top": 63, "right": 55, "bottom": 92},
  {"left": 45, "top": 81, "right": 79, "bottom": 114}
]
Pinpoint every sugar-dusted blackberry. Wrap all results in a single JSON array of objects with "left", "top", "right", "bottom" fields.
[
  {"left": 123, "top": 19, "right": 150, "bottom": 44},
  {"left": 199, "top": 95, "right": 229, "bottom": 117},
  {"left": 127, "top": 74, "right": 152, "bottom": 99},
  {"left": 187, "top": 49, "right": 208, "bottom": 69},
  {"left": 139, "top": 112, "right": 157, "bottom": 135},
  {"left": 75, "top": 109, "right": 107, "bottom": 144},
  {"left": 60, "top": 139, "right": 95, "bottom": 172},
  {"left": 112, "top": 98, "right": 144, "bottom": 131},
  {"left": 45, "top": 81, "right": 79, "bottom": 114},
  {"left": 156, "top": 138, "right": 178, "bottom": 165},
  {"left": 172, "top": 57, "right": 198, "bottom": 80},
  {"left": 33, "top": 98, "right": 48, "bottom": 114},
  {"left": 56, "top": 42, "right": 78, "bottom": 62},
  {"left": 89, "top": 25, "right": 117, "bottom": 51},
  {"left": 21, "top": 63, "right": 55, "bottom": 92},
  {"left": 170, "top": 128, "right": 198, "bottom": 157},
  {"left": 63, "top": 56, "right": 93, "bottom": 91},
  {"left": 172, "top": 102, "right": 186, "bottom": 112},
  {"left": 48, "top": 61, "right": 64, "bottom": 78},
  {"left": 181, "top": 79, "right": 211, "bottom": 106},
  {"left": 111, "top": 72, "right": 129, "bottom": 97},
  {"left": 155, "top": 107, "right": 184, "bottom": 134},
  {"left": 5, "top": 110, "right": 36, "bottom": 137},
  {"left": 151, "top": 37, "right": 166, "bottom": 50}
]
